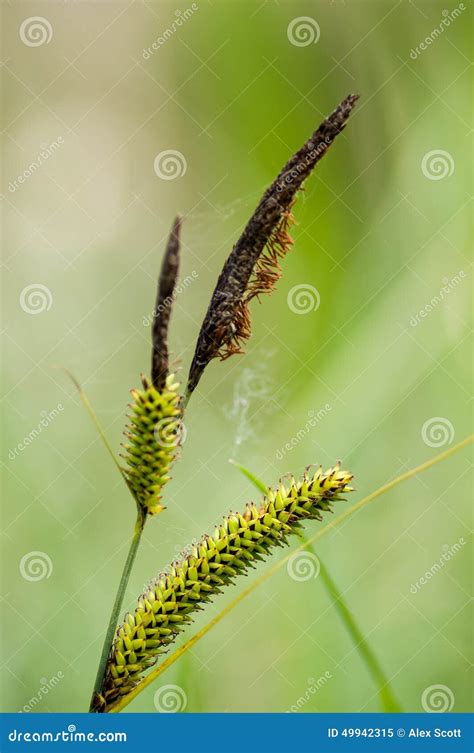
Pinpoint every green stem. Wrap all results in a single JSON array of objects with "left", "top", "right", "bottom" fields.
[
  {"left": 61, "top": 370, "right": 152, "bottom": 710},
  {"left": 297, "top": 533, "right": 401, "bottom": 712},
  {"left": 182, "top": 390, "right": 191, "bottom": 410},
  {"left": 89, "top": 506, "right": 146, "bottom": 711}
]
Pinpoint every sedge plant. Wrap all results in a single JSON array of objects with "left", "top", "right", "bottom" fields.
[{"left": 79, "top": 93, "right": 472, "bottom": 714}]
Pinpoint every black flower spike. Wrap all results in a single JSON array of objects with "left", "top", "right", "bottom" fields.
[
  {"left": 186, "top": 94, "right": 359, "bottom": 395},
  {"left": 151, "top": 215, "right": 182, "bottom": 391}
]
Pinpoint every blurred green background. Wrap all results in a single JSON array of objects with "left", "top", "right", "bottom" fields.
[{"left": 1, "top": 0, "right": 472, "bottom": 714}]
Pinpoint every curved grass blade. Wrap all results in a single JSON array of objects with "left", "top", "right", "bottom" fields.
[{"left": 61, "top": 368, "right": 127, "bottom": 482}]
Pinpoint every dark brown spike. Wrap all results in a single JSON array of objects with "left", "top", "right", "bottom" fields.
[
  {"left": 186, "top": 94, "right": 359, "bottom": 394},
  {"left": 151, "top": 216, "right": 182, "bottom": 390}
]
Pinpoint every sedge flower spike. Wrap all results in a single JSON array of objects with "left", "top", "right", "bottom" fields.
[
  {"left": 122, "top": 217, "right": 184, "bottom": 516},
  {"left": 122, "top": 374, "right": 182, "bottom": 516},
  {"left": 186, "top": 94, "right": 359, "bottom": 394},
  {"left": 151, "top": 215, "right": 182, "bottom": 391},
  {"left": 98, "top": 463, "right": 353, "bottom": 709}
]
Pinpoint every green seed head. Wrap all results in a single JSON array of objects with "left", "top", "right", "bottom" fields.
[
  {"left": 122, "top": 374, "right": 182, "bottom": 515},
  {"left": 101, "top": 462, "right": 353, "bottom": 707}
]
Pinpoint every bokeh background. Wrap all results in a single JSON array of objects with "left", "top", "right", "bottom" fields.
[{"left": 1, "top": 0, "right": 472, "bottom": 714}]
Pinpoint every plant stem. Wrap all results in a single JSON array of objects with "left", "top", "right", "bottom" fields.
[
  {"left": 89, "top": 505, "right": 146, "bottom": 711},
  {"left": 107, "top": 433, "right": 473, "bottom": 713},
  {"left": 297, "top": 533, "right": 401, "bottom": 712},
  {"left": 62, "top": 370, "right": 153, "bottom": 710}
]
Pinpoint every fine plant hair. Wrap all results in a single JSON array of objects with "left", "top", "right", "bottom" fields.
[{"left": 88, "top": 95, "right": 360, "bottom": 712}]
